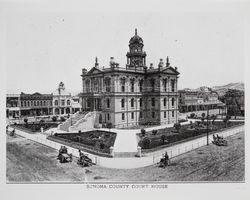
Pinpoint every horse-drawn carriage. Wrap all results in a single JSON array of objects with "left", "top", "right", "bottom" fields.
[
  {"left": 57, "top": 146, "right": 73, "bottom": 163},
  {"left": 159, "top": 152, "right": 170, "bottom": 168},
  {"left": 77, "top": 150, "right": 95, "bottom": 167},
  {"left": 212, "top": 134, "right": 228, "bottom": 146}
]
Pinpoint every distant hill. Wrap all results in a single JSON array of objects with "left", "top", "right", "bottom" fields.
[{"left": 212, "top": 82, "right": 244, "bottom": 96}]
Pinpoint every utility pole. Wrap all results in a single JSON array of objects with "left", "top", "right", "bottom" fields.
[{"left": 206, "top": 106, "right": 209, "bottom": 145}]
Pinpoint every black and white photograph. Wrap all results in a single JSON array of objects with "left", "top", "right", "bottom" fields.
[{"left": 1, "top": 0, "right": 250, "bottom": 200}]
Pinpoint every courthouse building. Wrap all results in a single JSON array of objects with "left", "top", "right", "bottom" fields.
[{"left": 81, "top": 29, "right": 180, "bottom": 128}]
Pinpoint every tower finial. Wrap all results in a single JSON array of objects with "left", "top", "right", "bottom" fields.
[
  {"left": 166, "top": 56, "right": 170, "bottom": 67},
  {"left": 95, "top": 57, "right": 99, "bottom": 67},
  {"left": 135, "top": 28, "right": 137, "bottom": 35}
]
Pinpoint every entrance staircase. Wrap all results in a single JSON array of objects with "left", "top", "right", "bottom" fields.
[
  {"left": 68, "top": 111, "right": 96, "bottom": 132},
  {"left": 58, "top": 111, "right": 88, "bottom": 132}
]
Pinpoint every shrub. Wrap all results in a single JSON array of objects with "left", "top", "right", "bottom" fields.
[
  {"left": 99, "top": 142, "right": 105, "bottom": 150},
  {"left": 60, "top": 116, "right": 65, "bottom": 122},
  {"left": 173, "top": 122, "right": 181, "bottom": 133},
  {"left": 201, "top": 113, "right": 206, "bottom": 118},
  {"left": 141, "top": 128, "right": 146, "bottom": 137},
  {"left": 52, "top": 116, "right": 57, "bottom": 122},
  {"left": 160, "top": 135, "right": 167, "bottom": 144},
  {"left": 142, "top": 137, "right": 151, "bottom": 149},
  {"left": 152, "top": 129, "right": 157, "bottom": 135},
  {"left": 190, "top": 113, "right": 195, "bottom": 118}
]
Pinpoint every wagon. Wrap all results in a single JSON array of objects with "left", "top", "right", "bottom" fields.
[{"left": 57, "top": 146, "right": 73, "bottom": 163}]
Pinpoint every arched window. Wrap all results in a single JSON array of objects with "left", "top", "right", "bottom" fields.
[
  {"left": 150, "top": 79, "right": 155, "bottom": 92},
  {"left": 151, "top": 98, "right": 155, "bottom": 107},
  {"left": 130, "top": 79, "right": 135, "bottom": 92},
  {"left": 106, "top": 98, "right": 110, "bottom": 108},
  {"left": 163, "top": 79, "right": 167, "bottom": 92},
  {"left": 163, "top": 98, "right": 167, "bottom": 107},
  {"left": 139, "top": 98, "right": 142, "bottom": 107},
  {"left": 120, "top": 78, "right": 126, "bottom": 92},
  {"left": 104, "top": 77, "right": 111, "bottom": 92},
  {"left": 139, "top": 80, "right": 143, "bottom": 92},
  {"left": 171, "top": 79, "right": 175, "bottom": 92},
  {"left": 55, "top": 100, "right": 58, "bottom": 106},
  {"left": 86, "top": 79, "right": 90, "bottom": 92},
  {"left": 67, "top": 99, "right": 70, "bottom": 105},
  {"left": 131, "top": 98, "right": 134, "bottom": 108},
  {"left": 121, "top": 98, "right": 125, "bottom": 108},
  {"left": 171, "top": 98, "right": 175, "bottom": 107}
]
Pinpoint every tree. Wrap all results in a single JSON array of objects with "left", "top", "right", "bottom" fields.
[
  {"left": 223, "top": 115, "right": 231, "bottom": 127},
  {"left": 52, "top": 116, "right": 57, "bottom": 122},
  {"left": 107, "top": 123, "right": 112, "bottom": 132},
  {"left": 24, "top": 118, "right": 28, "bottom": 128},
  {"left": 190, "top": 113, "right": 195, "bottom": 118},
  {"left": 142, "top": 137, "right": 151, "bottom": 149},
  {"left": 60, "top": 116, "right": 65, "bottom": 122},
  {"left": 160, "top": 135, "right": 167, "bottom": 144},
  {"left": 141, "top": 128, "right": 146, "bottom": 137},
  {"left": 173, "top": 122, "right": 181, "bottom": 133},
  {"left": 152, "top": 129, "right": 158, "bottom": 135}
]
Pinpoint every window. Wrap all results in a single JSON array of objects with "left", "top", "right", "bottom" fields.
[
  {"left": 86, "top": 79, "right": 90, "bottom": 92},
  {"left": 34, "top": 101, "right": 36, "bottom": 106},
  {"left": 171, "top": 98, "right": 175, "bottom": 107},
  {"left": 87, "top": 99, "right": 91, "bottom": 108},
  {"left": 139, "top": 80, "right": 143, "bottom": 92},
  {"left": 130, "top": 79, "right": 135, "bottom": 92},
  {"left": 120, "top": 78, "right": 126, "bottom": 92},
  {"left": 163, "top": 79, "right": 167, "bottom": 92},
  {"left": 151, "top": 98, "right": 155, "bottom": 107},
  {"left": 106, "top": 98, "right": 110, "bottom": 108},
  {"left": 163, "top": 98, "right": 167, "bottom": 107},
  {"left": 131, "top": 112, "right": 134, "bottom": 119},
  {"left": 121, "top": 98, "right": 125, "bottom": 108},
  {"left": 139, "top": 98, "right": 142, "bottom": 107},
  {"left": 131, "top": 98, "right": 134, "bottom": 108},
  {"left": 21, "top": 102, "right": 23, "bottom": 107},
  {"left": 31, "top": 101, "right": 33, "bottom": 106},
  {"left": 150, "top": 79, "right": 155, "bottom": 92},
  {"left": 24, "top": 101, "right": 27, "bottom": 107},
  {"left": 164, "top": 111, "right": 167, "bottom": 118},
  {"left": 107, "top": 113, "right": 110, "bottom": 120},
  {"left": 122, "top": 113, "right": 125, "bottom": 121},
  {"left": 27, "top": 101, "right": 30, "bottom": 107},
  {"left": 61, "top": 100, "right": 65, "bottom": 106},
  {"left": 67, "top": 99, "right": 70, "bottom": 105},
  {"left": 43, "top": 101, "right": 46, "bottom": 106},
  {"left": 104, "top": 77, "right": 111, "bottom": 92},
  {"left": 55, "top": 100, "right": 58, "bottom": 106},
  {"left": 139, "top": 112, "right": 143, "bottom": 118},
  {"left": 172, "top": 111, "right": 175, "bottom": 117},
  {"left": 152, "top": 111, "right": 155, "bottom": 118},
  {"left": 171, "top": 80, "right": 175, "bottom": 92}
]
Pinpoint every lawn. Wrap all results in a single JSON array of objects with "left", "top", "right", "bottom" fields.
[
  {"left": 6, "top": 131, "right": 244, "bottom": 182},
  {"left": 138, "top": 121, "right": 244, "bottom": 150},
  {"left": 47, "top": 130, "right": 117, "bottom": 155},
  {"left": 13, "top": 122, "right": 59, "bottom": 133}
]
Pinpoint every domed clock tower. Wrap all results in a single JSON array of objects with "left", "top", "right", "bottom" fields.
[{"left": 126, "top": 29, "right": 147, "bottom": 70}]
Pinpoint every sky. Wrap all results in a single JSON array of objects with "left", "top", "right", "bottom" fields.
[{"left": 2, "top": 1, "right": 246, "bottom": 94}]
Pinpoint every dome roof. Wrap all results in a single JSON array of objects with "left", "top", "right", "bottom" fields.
[{"left": 129, "top": 29, "right": 143, "bottom": 44}]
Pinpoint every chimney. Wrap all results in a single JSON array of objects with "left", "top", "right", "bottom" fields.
[
  {"left": 150, "top": 63, "right": 154, "bottom": 69},
  {"left": 110, "top": 57, "right": 114, "bottom": 67}
]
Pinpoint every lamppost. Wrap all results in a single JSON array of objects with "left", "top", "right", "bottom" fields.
[{"left": 206, "top": 105, "right": 209, "bottom": 145}]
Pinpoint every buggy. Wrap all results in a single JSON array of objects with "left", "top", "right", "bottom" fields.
[
  {"left": 57, "top": 146, "right": 72, "bottom": 163},
  {"left": 212, "top": 135, "right": 228, "bottom": 146},
  {"left": 77, "top": 150, "right": 95, "bottom": 167}
]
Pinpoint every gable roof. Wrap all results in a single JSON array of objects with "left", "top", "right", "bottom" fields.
[
  {"left": 161, "top": 66, "right": 180, "bottom": 75},
  {"left": 87, "top": 67, "right": 103, "bottom": 75}
]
